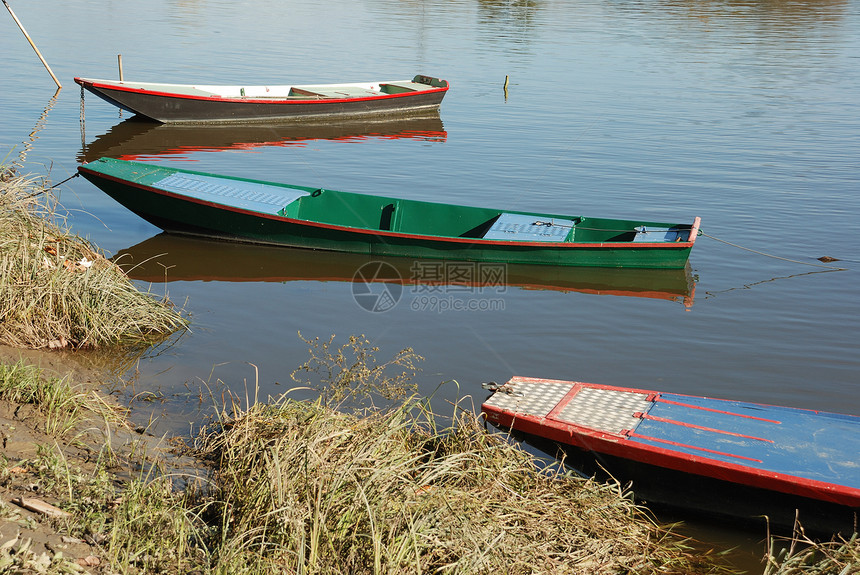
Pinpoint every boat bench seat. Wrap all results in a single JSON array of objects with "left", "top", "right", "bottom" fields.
[
  {"left": 631, "top": 226, "right": 688, "bottom": 242},
  {"left": 154, "top": 173, "right": 309, "bottom": 215},
  {"left": 292, "top": 87, "right": 382, "bottom": 98},
  {"left": 482, "top": 213, "right": 574, "bottom": 242},
  {"left": 380, "top": 82, "right": 423, "bottom": 93}
]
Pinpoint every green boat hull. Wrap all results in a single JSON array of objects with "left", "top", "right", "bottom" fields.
[{"left": 78, "top": 158, "right": 699, "bottom": 269}]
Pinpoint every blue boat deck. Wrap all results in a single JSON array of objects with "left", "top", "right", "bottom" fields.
[{"left": 632, "top": 394, "right": 860, "bottom": 489}]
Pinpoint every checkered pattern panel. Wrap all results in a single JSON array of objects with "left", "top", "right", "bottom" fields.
[
  {"left": 155, "top": 173, "right": 308, "bottom": 214},
  {"left": 483, "top": 380, "right": 573, "bottom": 417},
  {"left": 557, "top": 387, "right": 651, "bottom": 433}
]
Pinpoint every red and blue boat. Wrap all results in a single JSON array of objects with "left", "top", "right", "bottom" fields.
[{"left": 482, "top": 376, "right": 860, "bottom": 533}]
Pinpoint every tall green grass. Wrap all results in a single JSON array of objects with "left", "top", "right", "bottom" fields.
[
  {"left": 0, "top": 361, "right": 122, "bottom": 438},
  {"left": 0, "top": 166, "right": 187, "bottom": 350}
]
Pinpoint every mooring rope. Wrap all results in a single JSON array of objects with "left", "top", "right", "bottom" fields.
[
  {"left": 47, "top": 171, "right": 80, "bottom": 190},
  {"left": 21, "top": 172, "right": 80, "bottom": 199},
  {"left": 481, "top": 381, "right": 522, "bottom": 396},
  {"left": 699, "top": 230, "right": 848, "bottom": 271},
  {"left": 17, "top": 172, "right": 79, "bottom": 200}
]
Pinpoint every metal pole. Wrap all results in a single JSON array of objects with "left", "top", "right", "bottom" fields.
[{"left": 2, "top": 0, "right": 62, "bottom": 89}]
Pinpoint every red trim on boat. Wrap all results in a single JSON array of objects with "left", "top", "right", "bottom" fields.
[
  {"left": 544, "top": 388, "right": 581, "bottom": 421},
  {"left": 688, "top": 217, "right": 701, "bottom": 245},
  {"left": 637, "top": 413, "right": 774, "bottom": 442},
  {"left": 74, "top": 77, "right": 448, "bottom": 106},
  {"left": 655, "top": 397, "right": 782, "bottom": 424},
  {"left": 626, "top": 432, "right": 764, "bottom": 463},
  {"left": 546, "top": 379, "right": 660, "bottom": 396}
]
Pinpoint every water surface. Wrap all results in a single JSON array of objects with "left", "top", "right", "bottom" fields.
[{"left": 3, "top": 0, "right": 858, "bottom": 567}]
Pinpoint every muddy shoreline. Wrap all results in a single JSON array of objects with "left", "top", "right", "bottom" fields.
[
  {"left": 0, "top": 345, "right": 196, "bottom": 572},
  {"left": 0, "top": 344, "right": 113, "bottom": 570}
]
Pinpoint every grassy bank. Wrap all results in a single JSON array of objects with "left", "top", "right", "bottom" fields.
[
  {"left": 0, "top": 357, "right": 723, "bottom": 574},
  {"left": 192, "top": 393, "right": 726, "bottom": 573},
  {"left": 0, "top": 166, "right": 187, "bottom": 350},
  {"left": 2, "top": 357, "right": 859, "bottom": 574}
]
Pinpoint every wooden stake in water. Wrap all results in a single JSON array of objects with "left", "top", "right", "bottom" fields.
[
  {"left": 2, "top": 0, "right": 62, "bottom": 89},
  {"left": 117, "top": 54, "right": 123, "bottom": 81}
]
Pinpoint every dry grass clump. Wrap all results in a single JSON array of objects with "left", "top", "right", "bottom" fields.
[
  {"left": 764, "top": 531, "right": 859, "bottom": 575},
  {"left": 4, "top": 347, "right": 735, "bottom": 575},
  {"left": 193, "top": 393, "right": 732, "bottom": 574},
  {"left": 291, "top": 333, "right": 422, "bottom": 407},
  {"left": 0, "top": 166, "right": 187, "bottom": 349}
]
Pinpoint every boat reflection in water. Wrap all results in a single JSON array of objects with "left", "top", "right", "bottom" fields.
[
  {"left": 114, "top": 234, "right": 696, "bottom": 308},
  {"left": 78, "top": 114, "right": 447, "bottom": 162}
]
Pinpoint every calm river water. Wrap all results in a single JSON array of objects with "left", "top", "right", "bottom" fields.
[{"left": 3, "top": 0, "right": 859, "bottom": 568}]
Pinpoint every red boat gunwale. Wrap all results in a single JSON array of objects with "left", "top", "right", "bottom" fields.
[{"left": 73, "top": 77, "right": 449, "bottom": 106}]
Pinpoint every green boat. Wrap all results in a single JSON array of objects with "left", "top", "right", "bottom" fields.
[{"left": 78, "top": 158, "right": 701, "bottom": 268}]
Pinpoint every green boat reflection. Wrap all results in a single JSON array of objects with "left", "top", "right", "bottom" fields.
[{"left": 114, "top": 234, "right": 696, "bottom": 308}]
